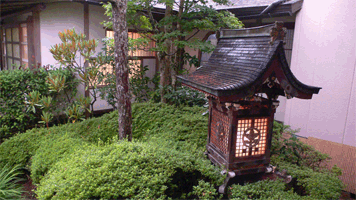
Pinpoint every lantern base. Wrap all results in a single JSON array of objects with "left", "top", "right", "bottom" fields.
[
  {"left": 207, "top": 143, "right": 269, "bottom": 175},
  {"left": 218, "top": 171, "right": 235, "bottom": 194}
]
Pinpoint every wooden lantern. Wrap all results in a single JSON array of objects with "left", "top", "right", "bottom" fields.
[{"left": 177, "top": 22, "right": 321, "bottom": 191}]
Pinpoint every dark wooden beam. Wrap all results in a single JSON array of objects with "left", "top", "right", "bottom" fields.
[
  {"left": 27, "top": 16, "right": 35, "bottom": 69},
  {"left": 0, "top": 3, "right": 45, "bottom": 21},
  {"left": 32, "top": 10, "right": 41, "bottom": 68}
]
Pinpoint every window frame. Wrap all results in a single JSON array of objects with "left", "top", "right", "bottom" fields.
[{"left": 1, "top": 21, "right": 29, "bottom": 70}]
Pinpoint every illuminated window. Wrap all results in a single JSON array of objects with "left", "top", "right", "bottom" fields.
[
  {"left": 105, "top": 30, "right": 156, "bottom": 57},
  {"left": 235, "top": 117, "right": 268, "bottom": 157},
  {"left": 103, "top": 30, "right": 157, "bottom": 82}
]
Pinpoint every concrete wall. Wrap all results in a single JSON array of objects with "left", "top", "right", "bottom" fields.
[{"left": 285, "top": 0, "right": 356, "bottom": 147}]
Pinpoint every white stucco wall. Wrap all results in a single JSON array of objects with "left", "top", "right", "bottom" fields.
[
  {"left": 40, "top": 2, "right": 85, "bottom": 66},
  {"left": 89, "top": 4, "right": 107, "bottom": 55},
  {"left": 40, "top": 2, "right": 113, "bottom": 111},
  {"left": 285, "top": 0, "right": 356, "bottom": 147}
]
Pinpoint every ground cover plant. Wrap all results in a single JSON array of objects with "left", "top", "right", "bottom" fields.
[{"left": 0, "top": 103, "right": 343, "bottom": 199}]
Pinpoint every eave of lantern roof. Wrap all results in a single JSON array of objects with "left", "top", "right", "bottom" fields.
[{"left": 177, "top": 23, "right": 321, "bottom": 100}]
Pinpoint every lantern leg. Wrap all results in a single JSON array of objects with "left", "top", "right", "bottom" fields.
[
  {"left": 218, "top": 171, "right": 235, "bottom": 194},
  {"left": 266, "top": 164, "right": 292, "bottom": 183}
]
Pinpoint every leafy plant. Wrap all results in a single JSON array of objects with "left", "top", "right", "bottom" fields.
[
  {"left": 50, "top": 28, "right": 104, "bottom": 113},
  {"left": 39, "top": 112, "right": 53, "bottom": 129},
  {"left": 65, "top": 103, "right": 85, "bottom": 123},
  {"left": 192, "top": 180, "right": 220, "bottom": 199},
  {"left": 0, "top": 68, "right": 76, "bottom": 141},
  {"left": 0, "top": 165, "right": 24, "bottom": 200},
  {"left": 271, "top": 122, "right": 331, "bottom": 169},
  {"left": 24, "top": 90, "right": 42, "bottom": 113}
]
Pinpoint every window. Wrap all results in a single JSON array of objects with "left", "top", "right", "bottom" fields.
[
  {"left": 2, "top": 23, "right": 28, "bottom": 70},
  {"left": 105, "top": 30, "right": 157, "bottom": 79}
]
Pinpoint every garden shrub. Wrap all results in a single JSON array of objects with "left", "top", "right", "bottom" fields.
[
  {"left": 192, "top": 180, "right": 220, "bottom": 200},
  {"left": 0, "top": 68, "right": 77, "bottom": 141},
  {"left": 271, "top": 121, "right": 331, "bottom": 169},
  {"left": 150, "top": 85, "right": 207, "bottom": 107},
  {"left": 30, "top": 133, "right": 84, "bottom": 184},
  {"left": 228, "top": 179, "right": 308, "bottom": 200},
  {"left": 132, "top": 103, "right": 208, "bottom": 151},
  {"left": 0, "top": 102, "right": 344, "bottom": 199},
  {"left": 0, "top": 110, "right": 119, "bottom": 172},
  {"left": 35, "top": 141, "right": 223, "bottom": 199},
  {"left": 271, "top": 161, "right": 343, "bottom": 200},
  {"left": 0, "top": 127, "right": 50, "bottom": 170}
]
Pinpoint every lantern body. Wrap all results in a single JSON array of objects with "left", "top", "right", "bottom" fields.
[{"left": 207, "top": 97, "right": 277, "bottom": 175}]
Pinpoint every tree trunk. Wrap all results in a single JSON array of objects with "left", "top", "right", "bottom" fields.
[
  {"left": 159, "top": 4, "right": 173, "bottom": 103},
  {"left": 173, "top": 0, "right": 186, "bottom": 89},
  {"left": 112, "top": 0, "right": 132, "bottom": 141}
]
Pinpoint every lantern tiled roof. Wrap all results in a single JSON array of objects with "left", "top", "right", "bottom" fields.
[{"left": 177, "top": 23, "right": 321, "bottom": 100}]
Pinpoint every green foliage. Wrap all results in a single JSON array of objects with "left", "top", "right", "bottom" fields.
[
  {"left": 152, "top": 86, "right": 207, "bottom": 107},
  {"left": 50, "top": 28, "right": 103, "bottom": 112},
  {"left": 95, "top": 38, "right": 160, "bottom": 107},
  {"left": 35, "top": 141, "right": 222, "bottom": 199},
  {"left": 271, "top": 161, "right": 343, "bottom": 200},
  {"left": 102, "top": 0, "right": 244, "bottom": 100},
  {"left": 0, "top": 111, "right": 118, "bottom": 171},
  {"left": 271, "top": 121, "right": 330, "bottom": 169},
  {"left": 0, "top": 68, "right": 76, "bottom": 141},
  {"left": 268, "top": 122, "right": 343, "bottom": 199},
  {"left": 132, "top": 103, "right": 209, "bottom": 151},
  {"left": 192, "top": 180, "right": 220, "bottom": 199},
  {"left": 0, "top": 165, "right": 24, "bottom": 200},
  {"left": 0, "top": 103, "right": 344, "bottom": 199},
  {"left": 30, "top": 133, "right": 84, "bottom": 184},
  {"left": 0, "top": 127, "right": 50, "bottom": 170},
  {"left": 229, "top": 179, "right": 307, "bottom": 200},
  {"left": 130, "top": 64, "right": 159, "bottom": 102}
]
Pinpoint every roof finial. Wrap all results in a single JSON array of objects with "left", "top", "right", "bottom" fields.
[{"left": 269, "top": 21, "right": 287, "bottom": 45}]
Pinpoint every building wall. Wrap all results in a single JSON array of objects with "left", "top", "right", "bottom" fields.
[
  {"left": 40, "top": 2, "right": 85, "bottom": 66},
  {"left": 285, "top": 0, "right": 356, "bottom": 147},
  {"left": 40, "top": 2, "right": 113, "bottom": 111},
  {"left": 285, "top": 0, "right": 356, "bottom": 193}
]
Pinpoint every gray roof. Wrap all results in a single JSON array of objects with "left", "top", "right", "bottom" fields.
[
  {"left": 212, "top": 0, "right": 299, "bottom": 9},
  {"left": 177, "top": 24, "right": 321, "bottom": 100}
]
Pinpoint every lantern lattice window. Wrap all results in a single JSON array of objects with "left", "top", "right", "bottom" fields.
[
  {"left": 210, "top": 108, "right": 229, "bottom": 154},
  {"left": 236, "top": 118, "right": 268, "bottom": 158}
]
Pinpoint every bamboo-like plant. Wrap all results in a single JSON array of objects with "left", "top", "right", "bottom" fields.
[{"left": 0, "top": 165, "right": 24, "bottom": 200}]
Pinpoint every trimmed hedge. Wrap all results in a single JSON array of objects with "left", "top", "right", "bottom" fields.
[
  {"left": 30, "top": 133, "right": 85, "bottom": 184},
  {"left": 35, "top": 141, "right": 222, "bottom": 199},
  {"left": 229, "top": 179, "right": 307, "bottom": 200},
  {"left": 0, "top": 111, "right": 118, "bottom": 171}
]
